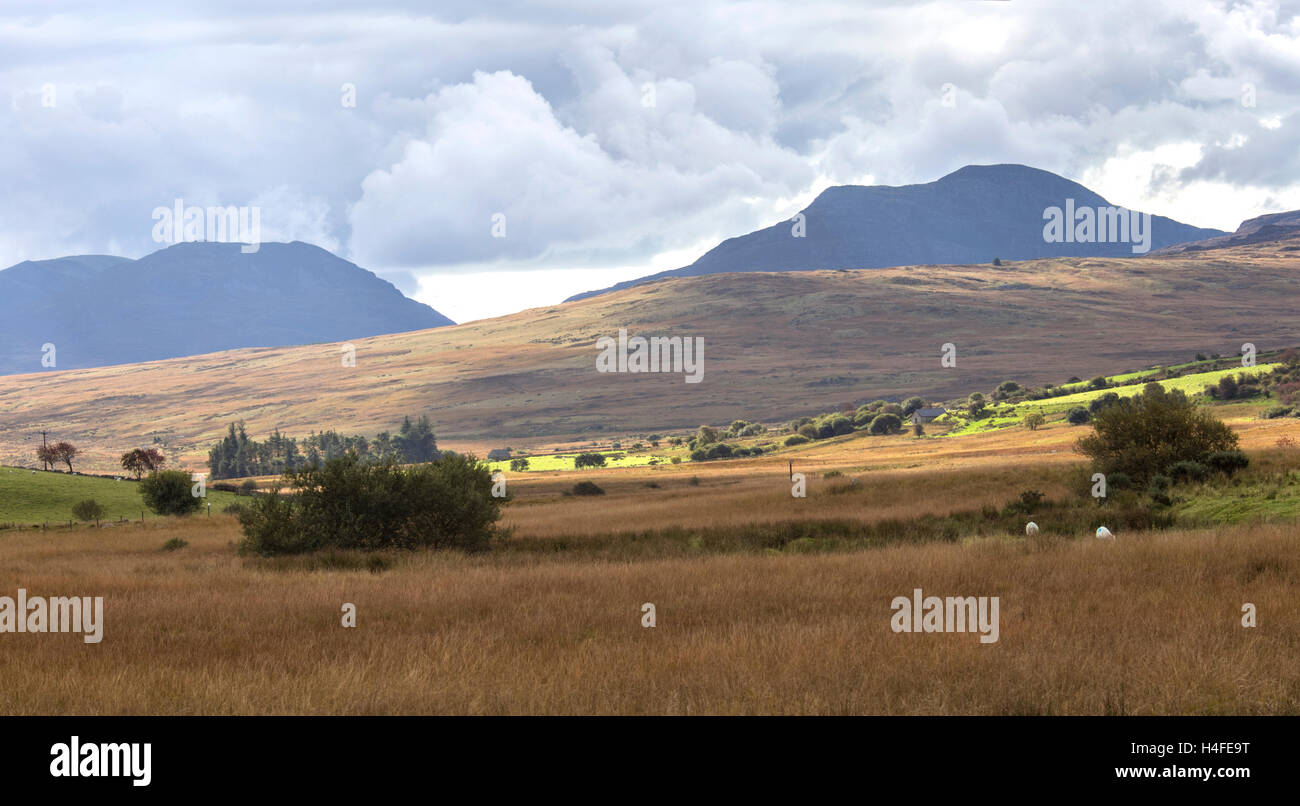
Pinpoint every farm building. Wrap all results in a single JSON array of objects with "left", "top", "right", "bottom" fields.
[{"left": 909, "top": 407, "right": 947, "bottom": 424}]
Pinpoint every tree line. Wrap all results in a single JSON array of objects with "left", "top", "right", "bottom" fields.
[{"left": 207, "top": 416, "right": 439, "bottom": 480}]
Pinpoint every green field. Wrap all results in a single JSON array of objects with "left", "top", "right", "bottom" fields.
[
  {"left": 487, "top": 451, "right": 681, "bottom": 473},
  {"left": 0, "top": 467, "right": 239, "bottom": 524},
  {"left": 939, "top": 363, "right": 1281, "bottom": 437}
]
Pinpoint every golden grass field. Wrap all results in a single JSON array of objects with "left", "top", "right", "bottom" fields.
[{"left": 2, "top": 414, "right": 1298, "bottom": 715}]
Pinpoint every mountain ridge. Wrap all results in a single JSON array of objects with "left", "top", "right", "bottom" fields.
[
  {"left": 566, "top": 164, "right": 1227, "bottom": 301},
  {"left": 0, "top": 241, "right": 453, "bottom": 376}
]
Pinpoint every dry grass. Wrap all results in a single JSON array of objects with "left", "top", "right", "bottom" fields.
[{"left": 1, "top": 504, "right": 1296, "bottom": 715}]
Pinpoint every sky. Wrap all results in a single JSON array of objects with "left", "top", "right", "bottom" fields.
[{"left": 3, "top": 0, "right": 1300, "bottom": 322}]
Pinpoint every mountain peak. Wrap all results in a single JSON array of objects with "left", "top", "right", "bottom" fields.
[
  {"left": 566, "top": 164, "right": 1226, "bottom": 302},
  {"left": 0, "top": 242, "right": 453, "bottom": 375}
]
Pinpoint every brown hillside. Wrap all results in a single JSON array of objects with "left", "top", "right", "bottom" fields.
[{"left": 2, "top": 240, "right": 1298, "bottom": 471}]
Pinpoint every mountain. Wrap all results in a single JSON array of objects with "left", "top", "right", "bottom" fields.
[
  {"left": 566, "top": 164, "right": 1226, "bottom": 301},
  {"left": 3, "top": 238, "right": 1299, "bottom": 472},
  {"left": 0, "top": 241, "right": 453, "bottom": 375},
  {"left": 1155, "top": 209, "right": 1300, "bottom": 253}
]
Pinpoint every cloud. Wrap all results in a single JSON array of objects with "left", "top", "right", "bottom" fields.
[{"left": 1, "top": 0, "right": 1299, "bottom": 290}]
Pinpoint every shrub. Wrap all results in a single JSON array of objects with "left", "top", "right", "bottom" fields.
[
  {"left": 1264, "top": 406, "right": 1294, "bottom": 419},
  {"left": 574, "top": 452, "right": 607, "bottom": 469},
  {"left": 1023, "top": 412, "right": 1045, "bottom": 431},
  {"left": 509, "top": 457, "right": 530, "bottom": 472},
  {"left": 238, "top": 479, "right": 259, "bottom": 496},
  {"left": 868, "top": 413, "right": 903, "bottom": 435},
  {"left": 161, "top": 537, "right": 188, "bottom": 551},
  {"left": 140, "top": 470, "right": 202, "bottom": 516},
  {"left": 1106, "top": 471, "right": 1132, "bottom": 491},
  {"left": 1167, "top": 460, "right": 1210, "bottom": 484},
  {"left": 1204, "top": 450, "right": 1249, "bottom": 475},
  {"left": 670, "top": 457, "right": 682, "bottom": 464},
  {"left": 1089, "top": 392, "right": 1120, "bottom": 414},
  {"left": 71, "top": 499, "right": 105, "bottom": 523},
  {"left": 784, "top": 435, "right": 810, "bottom": 446},
  {"left": 237, "top": 454, "right": 502, "bottom": 556},
  {"left": 797, "top": 424, "right": 819, "bottom": 440},
  {"left": 571, "top": 481, "right": 605, "bottom": 496},
  {"left": 1066, "top": 406, "right": 1091, "bottom": 425},
  {"left": 901, "top": 397, "right": 927, "bottom": 416},
  {"left": 1075, "top": 383, "right": 1239, "bottom": 482},
  {"left": 222, "top": 502, "right": 247, "bottom": 516}
]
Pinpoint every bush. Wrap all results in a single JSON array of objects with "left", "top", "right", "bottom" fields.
[
  {"left": 868, "top": 413, "right": 903, "bottom": 435},
  {"left": 161, "top": 537, "right": 188, "bottom": 551},
  {"left": 1089, "top": 392, "right": 1120, "bottom": 414},
  {"left": 71, "top": 499, "right": 105, "bottom": 523},
  {"left": 574, "top": 452, "right": 607, "bottom": 469},
  {"left": 797, "top": 424, "right": 819, "bottom": 440},
  {"left": 238, "top": 479, "right": 259, "bottom": 496},
  {"left": 1076, "top": 383, "right": 1239, "bottom": 482},
  {"left": 1204, "top": 450, "right": 1249, "bottom": 475},
  {"left": 237, "top": 454, "right": 503, "bottom": 556},
  {"left": 1106, "top": 471, "right": 1132, "bottom": 491},
  {"left": 784, "top": 435, "right": 809, "bottom": 446},
  {"left": 141, "top": 470, "right": 203, "bottom": 516},
  {"left": 570, "top": 481, "right": 605, "bottom": 496},
  {"left": 669, "top": 456, "right": 682, "bottom": 464},
  {"left": 1066, "top": 406, "right": 1091, "bottom": 425},
  {"left": 222, "top": 502, "right": 247, "bottom": 516},
  {"left": 1264, "top": 406, "right": 1294, "bottom": 419},
  {"left": 509, "top": 457, "right": 530, "bottom": 472},
  {"left": 1167, "top": 460, "right": 1210, "bottom": 484}
]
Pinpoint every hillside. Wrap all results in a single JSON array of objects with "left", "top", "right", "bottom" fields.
[
  {"left": 567, "top": 164, "right": 1225, "bottom": 301},
  {"left": 1, "top": 237, "right": 1298, "bottom": 473},
  {"left": 0, "top": 241, "right": 453, "bottom": 375}
]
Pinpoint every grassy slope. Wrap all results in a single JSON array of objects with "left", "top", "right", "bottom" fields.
[{"left": 0, "top": 468, "right": 239, "bottom": 523}]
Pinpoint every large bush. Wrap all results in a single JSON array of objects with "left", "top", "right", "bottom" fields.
[
  {"left": 868, "top": 413, "right": 903, "bottom": 435},
  {"left": 1075, "top": 383, "right": 1239, "bottom": 482},
  {"left": 574, "top": 452, "right": 607, "bottom": 468},
  {"left": 140, "top": 470, "right": 203, "bottom": 516},
  {"left": 237, "top": 454, "right": 503, "bottom": 555}
]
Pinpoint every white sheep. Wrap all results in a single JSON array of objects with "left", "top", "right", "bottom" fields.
[
  {"left": 1095, "top": 526, "right": 1115, "bottom": 540},
  {"left": 1025, "top": 521, "right": 1040, "bottom": 536}
]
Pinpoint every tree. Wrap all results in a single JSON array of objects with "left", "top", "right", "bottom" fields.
[
  {"left": 901, "top": 397, "right": 927, "bottom": 417},
  {"left": 140, "top": 470, "right": 203, "bottom": 516},
  {"left": 696, "top": 425, "right": 719, "bottom": 446},
  {"left": 52, "top": 441, "right": 77, "bottom": 473},
  {"left": 237, "top": 454, "right": 503, "bottom": 555},
  {"left": 72, "top": 499, "right": 105, "bottom": 524},
  {"left": 574, "top": 452, "right": 607, "bottom": 469},
  {"left": 1066, "top": 406, "right": 1091, "bottom": 425},
  {"left": 36, "top": 443, "right": 58, "bottom": 471},
  {"left": 912, "top": 422, "right": 924, "bottom": 437},
  {"left": 1075, "top": 382, "right": 1240, "bottom": 482},
  {"left": 967, "top": 393, "right": 986, "bottom": 418},
  {"left": 121, "top": 447, "right": 166, "bottom": 479},
  {"left": 1023, "top": 412, "right": 1046, "bottom": 431},
  {"left": 509, "top": 457, "right": 530, "bottom": 472},
  {"left": 869, "top": 413, "right": 903, "bottom": 435}
]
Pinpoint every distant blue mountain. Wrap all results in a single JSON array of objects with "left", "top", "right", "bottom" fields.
[
  {"left": 0, "top": 241, "right": 453, "bottom": 375},
  {"left": 566, "top": 164, "right": 1227, "bottom": 301}
]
